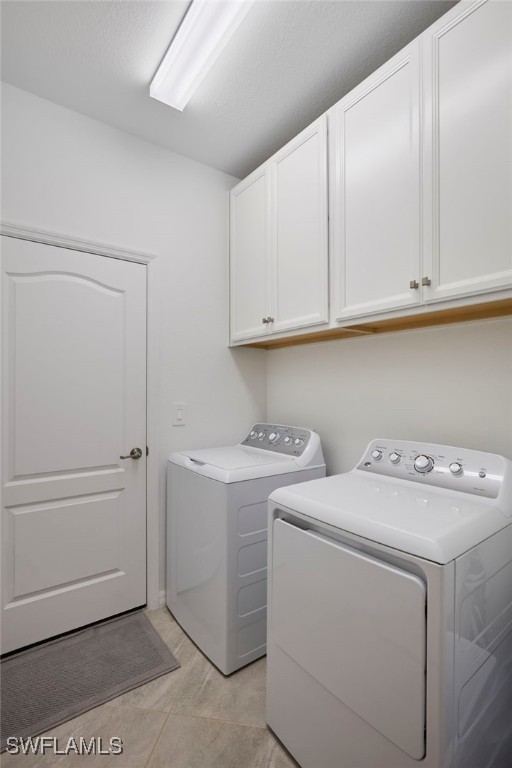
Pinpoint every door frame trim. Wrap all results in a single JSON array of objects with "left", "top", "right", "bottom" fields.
[{"left": 0, "top": 220, "right": 160, "bottom": 610}]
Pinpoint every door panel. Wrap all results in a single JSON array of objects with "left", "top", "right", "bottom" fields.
[
  {"left": 272, "top": 519, "right": 426, "bottom": 760},
  {"left": 422, "top": 0, "right": 512, "bottom": 301},
  {"left": 9, "top": 494, "right": 121, "bottom": 597},
  {"left": 8, "top": 272, "right": 124, "bottom": 476},
  {"left": 332, "top": 41, "right": 421, "bottom": 320},
  {"left": 1, "top": 236, "right": 147, "bottom": 653},
  {"left": 271, "top": 116, "right": 328, "bottom": 332},
  {"left": 230, "top": 168, "right": 270, "bottom": 341}
]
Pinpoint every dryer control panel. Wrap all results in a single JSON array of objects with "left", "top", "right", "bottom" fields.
[
  {"left": 357, "top": 439, "right": 508, "bottom": 500},
  {"left": 241, "top": 424, "right": 312, "bottom": 457}
]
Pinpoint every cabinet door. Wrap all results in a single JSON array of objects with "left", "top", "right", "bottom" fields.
[
  {"left": 422, "top": 0, "right": 512, "bottom": 303},
  {"left": 269, "top": 116, "right": 328, "bottom": 333},
  {"left": 230, "top": 167, "right": 271, "bottom": 341},
  {"left": 331, "top": 42, "right": 421, "bottom": 321}
]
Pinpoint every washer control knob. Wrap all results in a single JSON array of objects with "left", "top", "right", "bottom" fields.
[
  {"left": 258, "top": 432, "right": 265, "bottom": 440},
  {"left": 294, "top": 438, "right": 303, "bottom": 447},
  {"left": 284, "top": 436, "right": 292, "bottom": 445},
  {"left": 268, "top": 432, "right": 280, "bottom": 444},
  {"left": 371, "top": 450, "right": 382, "bottom": 461},
  {"left": 414, "top": 454, "right": 434, "bottom": 473},
  {"left": 249, "top": 430, "right": 257, "bottom": 439},
  {"left": 449, "top": 462, "right": 463, "bottom": 476},
  {"left": 389, "top": 452, "right": 401, "bottom": 465}
]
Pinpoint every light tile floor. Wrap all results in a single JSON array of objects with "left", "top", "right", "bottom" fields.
[{"left": 1, "top": 609, "right": 297, "bottom": 767}]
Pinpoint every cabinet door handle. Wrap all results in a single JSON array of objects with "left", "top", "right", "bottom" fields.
[
  {"left": 262, "top": 317, "right": 268, "bottom": 324},
  {"left": 422, "top": 276, "right": 432, "bottom": 286},
  {"left": 410, "top": 280, "right": 419, "bottom": 290},
  {"left": 267, "top": 317, "right": 274, "bottom": 323}
]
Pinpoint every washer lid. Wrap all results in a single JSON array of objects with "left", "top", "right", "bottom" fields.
[
  {"left": 169, "top": 446, "right": 298, "bottom": 483},
  {"left": 269, "top": 471, "right": 510, "bottom": 564}
]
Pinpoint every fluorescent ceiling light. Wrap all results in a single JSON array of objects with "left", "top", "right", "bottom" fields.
[{"left": 150, "top": 0, "right": 254, "bottom": 112}]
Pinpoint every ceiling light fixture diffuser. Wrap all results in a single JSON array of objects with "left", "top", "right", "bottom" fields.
[{"left": 150, "top": 0, "right": 254, "bottom": 112}]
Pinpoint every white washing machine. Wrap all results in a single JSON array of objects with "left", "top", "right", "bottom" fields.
[
  {"left": 167, "top": 424, "right": 325, "bottom": 675},
  {"left": 267, "top": 439, "right": 512, "bottom": 768}
]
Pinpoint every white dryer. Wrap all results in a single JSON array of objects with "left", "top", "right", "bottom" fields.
[
  {"left": 167, "top": 424, "right": 325, "bottom": 675},
  {"left": 267, "top": 439, "right": 512, "bottom": 768}
]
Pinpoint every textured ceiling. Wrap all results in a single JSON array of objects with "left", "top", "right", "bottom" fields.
[{"left": 0, "top": 0, "right": 456, "bottom": 178}]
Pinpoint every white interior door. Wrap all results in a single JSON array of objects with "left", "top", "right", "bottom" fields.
[{"left": 1, "top": 236, "right": 147, "bottom": 653}]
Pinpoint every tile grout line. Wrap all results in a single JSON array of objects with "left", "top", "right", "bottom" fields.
[
  {"left": 140, "top": 607, "right": 184, "bottom": 766},
  {"left": 166, "top": 709, "right": 269, "bottom": 731},
  {"left": 144, "top": 609, "right": 274, "bottom": 753},
  {"left": 106, "top": 700, "right": 170, "bottom": 715},
  {"left": 143, "top": 710, "right": 173, "bottom": 768}
]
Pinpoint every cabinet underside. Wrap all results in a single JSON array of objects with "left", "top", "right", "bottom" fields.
[{"left": 241, "top": 297, "right": 512, "bottom": 349}]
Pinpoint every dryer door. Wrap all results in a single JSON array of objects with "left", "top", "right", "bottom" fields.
[{"left": 271, "top": 519, "right": 426, "bottom": 760}]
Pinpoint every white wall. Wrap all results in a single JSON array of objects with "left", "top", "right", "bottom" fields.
[
  {"left": 267, "top": 319, "right": 512, "bottom": 474},
  {"left": 4, "top": 84, "right": 512, "bottom": 601},
  {"left": 1, "top": 84, "right": 267, "bottom": 593}
]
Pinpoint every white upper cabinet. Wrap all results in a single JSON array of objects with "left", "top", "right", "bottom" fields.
[
  {"left": 230, "top": 167, "right": 270, "bottom": 342},
  {"left": 422, "top": 0, "right": 512, "bottom": 303},
  {"left": 230, "top": 0, "right": 512, "bottom": 346},
  {"left": 331, "top": 41, "right": 422, "bottom": 321},
  {"left": 230, "top": 116, "right": 328, "bottom": 342},
  {"left": 270, "top": 117, "right": 329, "bottom": 333}
]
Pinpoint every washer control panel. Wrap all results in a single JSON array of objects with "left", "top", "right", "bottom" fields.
[
  {"left": 357, "top": 440, "right": 506, "bottom": 499},
  {"left": 242, "top": 424, "right": 311, "bottom": 456}
]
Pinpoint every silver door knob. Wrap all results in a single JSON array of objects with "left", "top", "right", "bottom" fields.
[
  {"left": 266, "top": 316, "right": 274, "bottom": 323},
  {"left": 422, "top": 276, "right": 432, "bottom": 286},
  {"left": 409, "top": 280, "right": 419, "bottom": 290},
  {"left": 262, "top": 317, "right": 268, "bottom": 324},
  {"left": 120, "top": 447, "right": 143, "bottom": 460}
]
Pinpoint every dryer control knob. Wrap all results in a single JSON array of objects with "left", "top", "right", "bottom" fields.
[
  {"left": 371, "top": 450, "right": 382, "bottom": 461},
  {"left": 258, "top": 432, "right": 265, "bottom": 440},
  {"left": 449, "top": 462, "right": 463, "bottom": 476},
  {"left": 294, "top": 438, "right": 303, "bottom": 447},
  {"left": 284, "top": 436, "right": 292, "bottom": 444},
  {"left": 389, "top": 452, "right": 401, "bottom": 464},
  {"left": 268, "top": 432, "right": 279, "bottom": 443},
  {"left": 414, "top": 454, "right": 434, "bottom": 473},
  {"left": 250, "top": 430, "right": 257, "bottom": 439}
]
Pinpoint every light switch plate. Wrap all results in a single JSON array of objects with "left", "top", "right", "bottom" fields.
[{"left": 172, "top": 402, "right": 186, "bottom": 426}]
